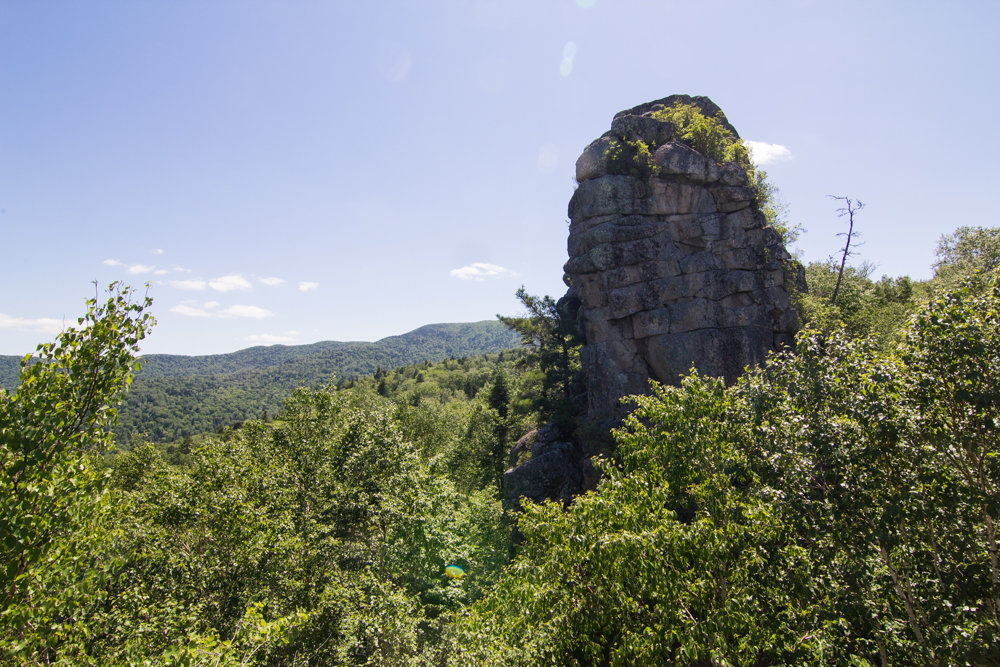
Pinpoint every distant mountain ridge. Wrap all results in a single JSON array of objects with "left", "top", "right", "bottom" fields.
[
  {"left": 135, "top": 322, "right": 517, "bottom": 377},
  {"left": 1, "top": 321, "right": 522, "bottom": 445}
]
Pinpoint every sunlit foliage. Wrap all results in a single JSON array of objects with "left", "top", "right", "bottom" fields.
[
  {"left": 453, "top": 272, "right": 1000, "bottom": 665},
  {"left": 0, "top": 284, "right": 153, "bottom": 664}
]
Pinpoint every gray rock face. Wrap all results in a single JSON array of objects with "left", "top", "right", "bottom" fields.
[
  {"left": 502, "top": 438, "right": 581, "bottom": 511},
  {"left": 502, "top": 94, "right": 799, "bottom": 511},
  {"left": 565, "top": 94, "right": 798, "bottom": 426}
]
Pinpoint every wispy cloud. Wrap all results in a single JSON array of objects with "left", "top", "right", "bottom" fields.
[
  {"left": 745, "top": 141, "right": 792, "bottom": 166},
  {"left": 169, "top": 279, "right": 207, "bottom": 291},
  {"left": 153, "top": 248, "right": 164, "bottom": 255},
  {"left": 220, "top": 305, "right": 273, "bottom": 319},
  {"left": 259, "top": 277, "right": 284, "bottom": 286},
  {"left": 103, "top": 258, "right": 123, "bottom": 267},
  {"left": 245, "top": 332, "right": 297, "bottom": 345},
  {"left": 170, "top": 303, "right": 213, "bottom": 318},
  {"left": 450, "top": 262, "right": 516, "bottom": 281},
  {"left": 0, "top": 313, "right": 65, "bottom": 334},
  {"left": 298, "top": 281, "right": 319, "bottom": 292},
  {"left": 127, "top": 263, "right": 156, "bottom": 275},
  {"left": 209, "top": 274, "right": 252, "bottom": 292},
  {"left": 170, "top": 301, "right": 270, "bottom": 319}
]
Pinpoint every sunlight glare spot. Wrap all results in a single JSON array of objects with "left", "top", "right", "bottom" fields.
[
  {"left": 375, "top": 42, "right": 412, "bottom": 83},
  {"left": 538, "top": 143, "right": 559, "bottom": 173},
  {"left": 560, "top": 41, "right": 577, "bottom": 77}
]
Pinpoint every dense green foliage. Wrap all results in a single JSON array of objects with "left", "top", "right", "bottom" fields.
[
  {"left": 498, "top": 287, "right": 582, "bottom": 429},
  {"left": 933, "top": 225, "right": 1000, "bottom": 287},
  {"left": 796, "top": 260, "right": 922, "bottom": 347},
  {"left": 5, "top": 224, "right": 1000, "bottom": 664},
  {"left": 792, "top": 227, "right": 1000, "bottom": 348},
  {"left": 1, "top": 284, "right": 153, "bottom": 663},
  {"left": 89, "top": 387, "right": 511, "bottom": 664},
  {"left": 1, "top": 294, "right": 523, "bottom": 663},
  {"left": 344, "top": 351, "right": 536, "bottom": 496},
  {"left": 648, "top": 101, "right": 749, "bottom": 165},
  {"left": 0, "top": 321, "right": 520, "bottom": 448},
  {"left": 452, "top": 272, "right": 1000, "bottom": 665}
]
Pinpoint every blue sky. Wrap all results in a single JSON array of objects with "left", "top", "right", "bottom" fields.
[{"left": 2, "top": 1, "right": 998, "bottom": 355}]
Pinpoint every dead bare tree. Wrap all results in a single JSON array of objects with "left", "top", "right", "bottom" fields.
[{"left": 829, "top": 195, "right": 864, "bottom": 305}]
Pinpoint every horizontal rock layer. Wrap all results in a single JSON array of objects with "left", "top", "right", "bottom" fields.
[{"left": 565, "top": 94, "right": 799, "bottom": 425}]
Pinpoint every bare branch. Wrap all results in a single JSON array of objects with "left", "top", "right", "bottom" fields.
[{"left": 828, "top": 195, "right": 865, "bottom": 305}]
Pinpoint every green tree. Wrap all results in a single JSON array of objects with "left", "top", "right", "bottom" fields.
[
  {"left": 795, "top": 259, "right": 916, "bottom": 345},
  {"left": 933, "top": 225, "right": 1000, "bottom": 287},
  {"left": 498, "top": 287, "right": 581, "bottom": 428},
  {"left": 0, "top": 283, "right": 153, "bottom": 664},
  {"left": 483, "top": 368, "right": 513, "bottom": 494},
  {"left": 899, "top": 271, "right": 1000, "bottom": 651}
]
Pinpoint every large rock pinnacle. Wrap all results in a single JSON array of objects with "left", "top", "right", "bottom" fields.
[
  {"left": 503, "top": 95, "right": 800, "bottom": 511},
  {"left": 565, "top": 94, "right": 799, "bottom": 426}
]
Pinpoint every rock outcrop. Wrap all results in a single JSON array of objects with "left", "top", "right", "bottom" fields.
[
  {"left": 503, "top": 94, "right": 800, "bottom": 510},
  {"left": 502, "top": 423, "right": 582, "bottom": 509},
  {"left": 565, "top": 94, "right": 798, "bottom": 426}
]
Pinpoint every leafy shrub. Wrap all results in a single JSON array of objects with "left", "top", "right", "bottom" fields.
[{"left": 453, "top": 272, "right": 1000, "bottom": 665}]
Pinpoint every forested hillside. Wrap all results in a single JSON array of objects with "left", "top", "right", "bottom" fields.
[
  {"left": 0, "top": 355, "right": 19, "bottom": 390},
  {"left": 1, "top": 321, "right": 521, "bottom": 447}
]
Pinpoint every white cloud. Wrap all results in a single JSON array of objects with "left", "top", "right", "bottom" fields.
[
  {"left": 298, "top": 281, "right": 319, "bottom": 292},
  {"left": 450, "top": 262, "right": 517, "bottom": 281},
  {"left": 170, "top": 303, "right": 213, "bottom": 318},
  {"left": 745, "top": 140, "right": 792, "bottom": 166},
  {"left": 169, "top": 279, "right": 207, "bottom": 291},
  {"left": 245, "top": 333, "right": 296, "bottom": 345},
  {"left": 259, "top": 277, "right": 285, "bottom": 286},
  {"left": 209, "top": 274, "right": 252, "bottom": 292},
  {"left": 0, "top": 313, "right": 65, "bottom": 334},
  {"left": 153, "top": 248, "right": 164, "bottom": 255},
  {"left": 171, "top": 300, "right": 248, "bottom": 318},
  {"left": 171, "top": 265, "right": 192, "bottom": 273},
  {"left": 127, "top": 263, "right": 156, "bottom": 275},
  {"left": 220, "top": 305, "right": 273, "bottom": 319},
  {"left": 154, "top": 269, "right": 169, "bottom": 275},
  {"left": 103, "top": 258, "right": 123, "bottom": 267}
]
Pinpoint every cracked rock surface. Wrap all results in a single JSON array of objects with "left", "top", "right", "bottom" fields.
[{"left": 564, "top": 94, "right": 799, "bottom": 425}]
